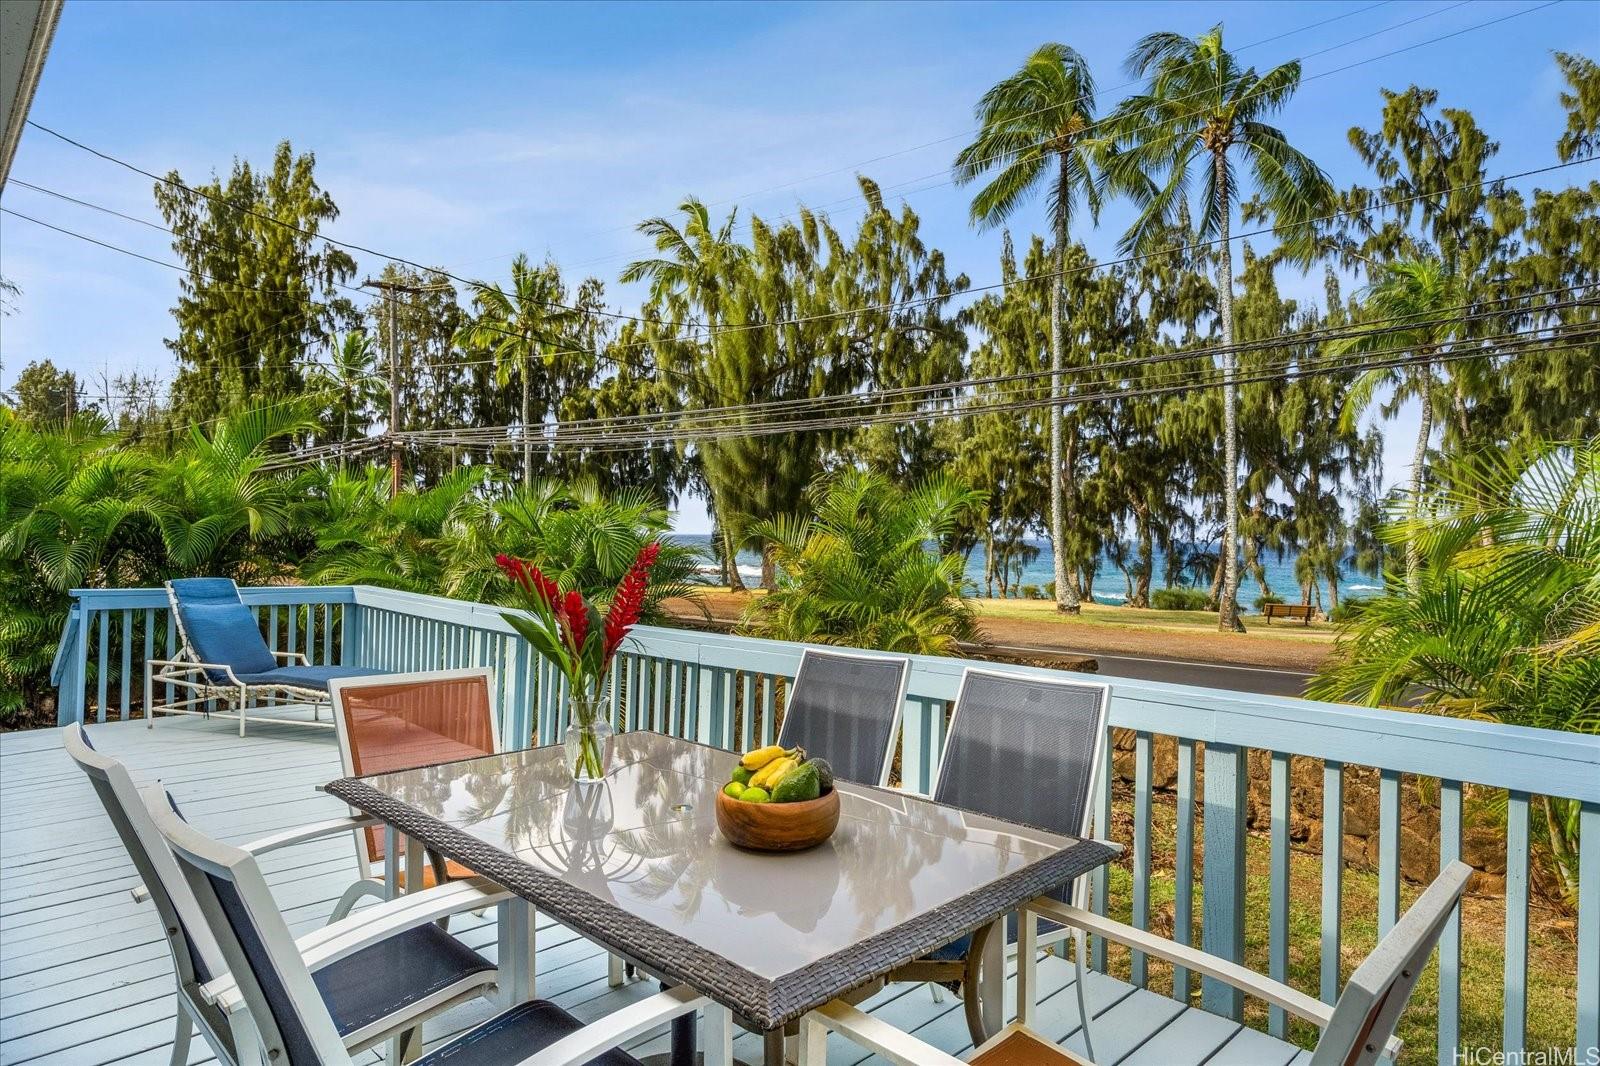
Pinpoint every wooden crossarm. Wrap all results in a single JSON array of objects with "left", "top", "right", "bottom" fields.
[{"left": 518, "top": 985, "right": 707, "bottom": 1066}]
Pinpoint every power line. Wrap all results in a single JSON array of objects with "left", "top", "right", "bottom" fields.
[
  {"left": 389, "top": 316, "right": 1598, "bottom": 451},
  {"left": 396, "top": 289, "right": 1597, "bottom": 441},
  {"left": 379, "top": 331, "right": 1598, "bottom": 461}
]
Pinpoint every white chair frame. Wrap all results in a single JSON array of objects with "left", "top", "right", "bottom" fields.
[
  {"left": 801, "top": 863, "right": 1473, "bottom": 1066},
  {"left": 778, "top": 646, "right": 913, "bottom": 788},
  {"left": 893, "top": 667, "right": 1111, "bottom": 1052},
  {"left": 325, "top": 667, "right": 502, "bottom": 921},
  {"left": 145, "top": 788, "right": 725, "bottom": 1066},
  {"left": 62, "top": 723, "right": 505, "bottom": 1066},
  {"left": 146, "top": 581, "right": 336, "bottom": 736}
]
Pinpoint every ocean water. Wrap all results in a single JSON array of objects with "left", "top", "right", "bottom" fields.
[{"left": 668, "top": 534, "right": 1381, "bottom": 607}]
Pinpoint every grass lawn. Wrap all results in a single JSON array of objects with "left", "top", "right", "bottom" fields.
[
  {"left": 972, "top": 597, "right": 1338, "bottom": 643},
  {"left": 1094, "top": 785, "right": 1578, "bottom": 1063}
]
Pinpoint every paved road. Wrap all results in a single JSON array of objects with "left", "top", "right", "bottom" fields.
[{"left": 976, "top": 641, "right": 1315, "bottom": 698}]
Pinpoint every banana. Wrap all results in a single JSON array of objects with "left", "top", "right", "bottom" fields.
[
  {"left": 751, "top": 756, "right": 797, "bottom": 792},
  {"left": 740, "top": 745, "right": 788, "bottom": 771}
]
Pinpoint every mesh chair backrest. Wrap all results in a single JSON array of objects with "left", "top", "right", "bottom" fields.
[
  {"left": 167, "top": 578, "right": 277, "bottom": 682},
  {"left": 1312, "top": 861, "right": 1473, "bottom": 1066},
  {"left": 148, "top": 788, "right": 347, "bottom": 1065},
  {"left": 776, "top": 650, "right": 909, "bottom": 786},
  {"left": 934, "top": 670, "right": 1108, "bottom": 885},
  {"left": 333, "top": 672, "right": 496, "bottom": 865},
  {"left": 61, "top": 725, "right": 221, "bottom": 986}
]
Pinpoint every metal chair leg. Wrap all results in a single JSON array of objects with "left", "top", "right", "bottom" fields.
[
  {"left": 1074, "top": 926, "right": 1097, "bottom": 1064},
  {"left": 169, "top": 999, "right": 192, "bottom": 1066},
  {"left": 962, "top": 919, "right": 997, "bottom": 1048},
  {"left": 328, "top": 879, "right": 386, "bottom": 923}
]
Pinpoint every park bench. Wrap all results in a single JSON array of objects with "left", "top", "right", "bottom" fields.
[{"left": 1263, "top": 602, "right": 1314, "bottom": 625}]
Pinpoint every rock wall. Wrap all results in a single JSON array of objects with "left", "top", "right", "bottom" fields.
[{"left": 1107, "top": 729, "right": 1554, "bottom": 901}]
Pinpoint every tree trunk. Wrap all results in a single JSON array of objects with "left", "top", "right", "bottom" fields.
[
  {"left": 520, "top": 360, "right": 533, "bottom": 491},
  {"left": 1130, "top": 499, "right": 1152, "bottom": 608},
  {"left": 983, "top": 527, "right": 995, "bottom": 598},
  {"left": 1407, "top": 367, "right": 1433, "bottom": 594},
  {"left": 1050, "top": 155, "right": 1081, "bottom": 615},
  {"left": 1213, "top": 150, "right": 1246, "bottom": 633},
  {"left": 761, "top": 543, "right": 777, "bottom": 590},
  {"left": 722, "top": 524, "right": 746, "bottom": 592}
]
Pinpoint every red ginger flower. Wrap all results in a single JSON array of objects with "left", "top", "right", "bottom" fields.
[{"left": 563, "top": 589, "right": 589, "bottom": 652}]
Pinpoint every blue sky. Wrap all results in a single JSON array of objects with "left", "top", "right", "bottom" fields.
[{"left": 1, "top": 0, "right": 1593, "bottom": 532}]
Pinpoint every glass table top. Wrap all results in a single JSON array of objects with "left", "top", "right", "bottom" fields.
[{"left": 339, "top": 731, "right": 1089, "bottom": 981}]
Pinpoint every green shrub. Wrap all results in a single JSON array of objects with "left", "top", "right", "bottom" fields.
[
  {"left": 1253, "top": 593, "right": 1285, "bottom": 610},
  {"left": 1329, "top": 599, "right": 1371, "bottom": 623},
  {"left": 1021, "top": 584, "right": 1041, "bottom": 600},
  {"left": 1152, "top": 587, "right": 1209, "bottom": 611}
]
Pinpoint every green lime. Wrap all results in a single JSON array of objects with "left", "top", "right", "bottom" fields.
[
  {"left": 739, "top": 786, "right": 771, "bottom": 803},
  {"left": 731, "top": 766, "right": 753, "bottom": 786},
  {"left": 723, "top": 781, "right": 745, "bottom": 798}
]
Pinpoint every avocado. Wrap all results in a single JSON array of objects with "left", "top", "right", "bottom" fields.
[
  {"left": 771, "top": 760, "right": 822, "bottom": 803},
  {"left": 810, "top": 758, "right": 835, "bottom": 793}
]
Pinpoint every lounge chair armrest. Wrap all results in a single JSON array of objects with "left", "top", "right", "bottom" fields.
[
  {"left": 149, "top": 659, "right": 242, "bottom": 685},
  {"left": 515, "top": 985, "right": 707, "bottom": 1066},
  {"left": 201, "top": 877, "right": 512, "bottom": 1013},
  {"left": 238, "top": 815, "right": 380, "bottom": 855},
  {"left": 799, "top": 999, "right": 966, "bottom": 1066},
  {"left": 1024, "top": 900, "right": 1406, "bottom": 1054},
  {"left": 271, "top": 650, "right": 309, "bottom": 665}
]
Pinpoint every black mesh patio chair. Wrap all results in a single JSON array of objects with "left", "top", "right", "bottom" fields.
[
  {"left": 885, "top": 667, "right": 1111, "bottom": 1049},
  {"left": 144, "top": 786, "right": 714, "bottom": 1066},
  {"left": 776, "top": 648, "right": 911, "bottom": 786}
]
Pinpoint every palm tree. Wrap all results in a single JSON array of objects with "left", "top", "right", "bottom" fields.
[
  {"left": 455, "top": 255, "right": 576, "bottom": 489},
  {"left": 308, "top": 331, "right": 384, "bottom": 449},
  {"left": 743, "top": 471, "right": 986, "bottom": 655},
  {"left": 1310, "top": 438, "right": 1599, "bottom": 902},
  {"left": 622, "top": 198, "right": 749, "bottom": 587},
  {"left": 1330, "top": 257, "right": 1465, "bottom": 591},
  {"left": 1110, "top": 25, "right": 1333, "bottom": 631},
  {"left": 953, "top": 43, "right": 1110, "bottom": 616}
]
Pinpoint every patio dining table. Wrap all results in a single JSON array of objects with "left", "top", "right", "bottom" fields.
[{"left": 324, "top": 731, "right": 1119, "bottom": 1066}]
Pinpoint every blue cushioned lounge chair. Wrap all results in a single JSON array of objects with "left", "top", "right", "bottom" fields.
[{"left": 146, "top": 578, "right": 384, "bottom": 736}]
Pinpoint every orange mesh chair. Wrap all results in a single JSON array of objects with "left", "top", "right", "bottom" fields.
[{"left": 327, "top": 668, "right": 500, "bottom": 919}]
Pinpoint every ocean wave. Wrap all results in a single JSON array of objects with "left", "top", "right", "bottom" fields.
[
  {"left": 1094, "top": 593, "right": 1127, "bottom": 602},
  {"left": 694, "top": 564, "right": 765, "bottom": 580},
  {"left": 1347, "top": 584, "right": 1382, "bottom": 591}
]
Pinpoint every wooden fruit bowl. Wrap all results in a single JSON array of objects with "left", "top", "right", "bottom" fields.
[{"left": 715, "top": 788, "right": 840, "bottom": 852}]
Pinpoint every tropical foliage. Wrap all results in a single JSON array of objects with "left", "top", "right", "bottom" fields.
[
  {"left": 742, "top": 472, "right": 984, "bottom": 655},
  {"left": 0, "top": 407, "right": 700, "bottom": 720},
  {"left": 1310, "top": 438, "right": 1600, "bottom": 899}
]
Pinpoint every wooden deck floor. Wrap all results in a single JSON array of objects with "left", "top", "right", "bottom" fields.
[{"left": 0, "top": 716, "right": 1312, "bottom": 1066}]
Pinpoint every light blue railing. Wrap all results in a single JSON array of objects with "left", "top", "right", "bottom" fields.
[{"left": 55, "top": 584, "right": 1600, "bottom": 1063}]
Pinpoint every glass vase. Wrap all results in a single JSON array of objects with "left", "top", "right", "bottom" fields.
[{"left": 564, "top": 697, "right": 613, "bottom": 783}]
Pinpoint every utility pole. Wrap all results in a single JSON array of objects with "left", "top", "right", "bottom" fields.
[{"left": 361, "top": 276, "right": 434, "bottom": 498}]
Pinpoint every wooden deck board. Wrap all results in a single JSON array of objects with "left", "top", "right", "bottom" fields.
[{"left": 0, "top": 718, "right": 1311, "bottom": 1065}]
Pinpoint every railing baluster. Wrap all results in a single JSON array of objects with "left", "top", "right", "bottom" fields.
[
  {"left": 1269, "top": 751, "right": 1290, "bottom": 1037},
  {"left": 1201, "top": 741, "right": 1248, "bottom": 1020},
  {"left": 118, "top": 609, "right": 133, "bottom": 720},
  {"left": 1172, "top": 737, "right": 1196, "bottom": 1001},
  {"left": 1130, "top": 731, "right": 1152, "bottom": 989},
  {"left": 164, "top": 611, "right": 177, "bottom": 706},
  {"left": 740, "top": 673, "right": 755, "bottom": 751},
  {"left": 1379, "top": 768, "right": 1401, "bottom": 936},
  {"left": 761, "top": 675, "right": 776, "bottom": 746},
  {"left": 141, "top": 608, "right": 154, "bottom": 722},
  {"left": 1091, "top": 740, "right": 1112, "bottom": 972},
  {"left": 1438, "top": 779, "right": 1463, "bottom": 1066},
  {"left": 96, "top": 609, "right": 109, "bottom": 723},
  {"left": 1321, "top": 760, "right": 1344, "bottom": 1004},
  {"left": 1504, "top": 790, "right": 1530, "bottom": 1055},
  {"left": 287, "top": 602, "right": 298, "bottom": 660},
  {"left": 1578, "top": 801, "right": 1599, "bottom": 1059}
]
